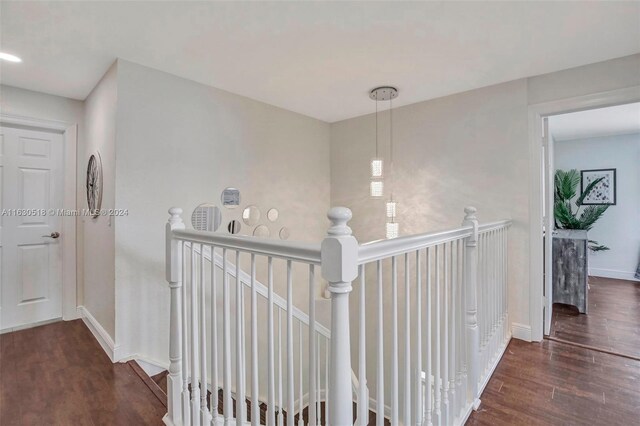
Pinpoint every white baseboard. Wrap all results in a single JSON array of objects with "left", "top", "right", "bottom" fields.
[
  {"left": 131, "top": 356, "right": 168, "bottom": 377},
  {"left": 77, "top": 306, "right": 122, "bottom": 362},
  {"left": 511, "top": 323, "right": 532, "bottom": 342},
  {"left": 589, "top": 268, "right": 640, "bottom": 282},
  {"left": 478, "top": 335, "right": 511, "bottom": 397}
]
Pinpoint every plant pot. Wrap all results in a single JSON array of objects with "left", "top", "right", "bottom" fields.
[{"left": 552, "top": 229, "right": 588, "bottom": 314}]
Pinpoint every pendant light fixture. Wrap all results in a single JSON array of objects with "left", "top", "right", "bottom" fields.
[
  {"left": 371, "top": 95, "right": 383, "bottom": 179},
  {"left": 369, "top": 86, "right": 399, "bottom": 238},
  {"left": 369, "top": 87, "right": 396, "bottom": 198}
]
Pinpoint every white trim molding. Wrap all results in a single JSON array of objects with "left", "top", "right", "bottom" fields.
[
  {"left": 511, "top": 322, "right": 532, "bottom": 342},
  {"left": 119, "top": 355, "right": 169, "bottom": 376},
  {"left": 77, "top": 306, "right": 122, "bottom": 362},
  {"left": 527, "top": 85, "right": 640, "bottom": 342},
  {"left": 590, "top": 269, "right": 640, "bottom": 282}
]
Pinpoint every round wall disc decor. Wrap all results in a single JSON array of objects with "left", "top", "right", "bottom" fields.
[
  {"left": 228, "top": 220, "right": 241, "bottom": 234},
  {"left": 86, "top": 152, "right": 103, "bottom": 218},
  {"left": 191, "top": 203, "right": 222, "bottom": 232}
]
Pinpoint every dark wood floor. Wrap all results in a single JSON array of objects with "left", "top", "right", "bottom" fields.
[
  {"left": 466, "top": 338, "right": 640, "bottom": 425},
  {"left": 550, "top": 276, "right": 640, "bottom": 358},
  {"left": 3, "top": 317, "right": 640, "bottom": 425},
  {"left": 0, "top": 320, "right": 166, "bottom": 425}
]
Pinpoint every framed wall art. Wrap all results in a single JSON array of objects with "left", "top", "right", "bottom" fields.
[{"left": 581, "top": 168, "right": 616, "bottom": 205}]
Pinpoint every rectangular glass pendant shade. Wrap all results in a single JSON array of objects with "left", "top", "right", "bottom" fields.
[
  {"left": 371, "top": 159, "right": 384, "bottom": 178},
  {"left": 386, "top": 222, "right": 399, "bottom": 239},
  {"left": 386, "top": 201, "right": 397, "bottom": 218},
  {"left": 370, "top": 180, "right": 384, "bottom": 197}
]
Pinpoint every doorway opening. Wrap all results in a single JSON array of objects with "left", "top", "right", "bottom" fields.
[
  {"left": 543, "top": 103, "right": 640, "bottom": 359},
  {"left": 528, "top": 85, "right": 640, "bottom": 343}
]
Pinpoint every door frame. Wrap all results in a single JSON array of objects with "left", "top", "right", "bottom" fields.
[
  {"left": 527, "top": 85, "right": 640, "bottom": 342},
  {"left": 0, "top": 113, "right": 78, "bottom": 322}
]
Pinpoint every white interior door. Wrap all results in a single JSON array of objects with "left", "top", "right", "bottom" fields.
[
  {"left": 0, "top": 125, "right": 64, "bottom": 330},
  {"left": 542, "top": 117, "right": 554, "bottom": 335}
]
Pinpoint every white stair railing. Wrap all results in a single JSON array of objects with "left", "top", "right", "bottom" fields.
[{"left": 164, "top": 206, "right": 511, "bottom": 426}]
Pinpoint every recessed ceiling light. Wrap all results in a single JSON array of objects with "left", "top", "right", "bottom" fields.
[{"left": 0, "top": 52, "right": 22, "bottom": 63}]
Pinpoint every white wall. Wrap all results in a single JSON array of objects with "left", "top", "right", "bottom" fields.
[
  {"left": 82, "top": 62, "right": 118, "bottom": 340},
  {"left": 553, "top": 132, "right": 640, "bottom": 281},
  {"left": 113, "top": 60, "right": 331, "bottom": 365},
  {"left": 331, "top": 79, "right": 530, "bottom": 404},
  {"left": 330, "top": 53, "right": 640, "bottom": 351}
]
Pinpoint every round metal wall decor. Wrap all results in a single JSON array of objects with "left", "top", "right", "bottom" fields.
[
  {"left": 86, "top": 152, "right": 103, "bottom": 218},
  {"left": 191, "top": 203, "right": 222, "bottom": 232}
]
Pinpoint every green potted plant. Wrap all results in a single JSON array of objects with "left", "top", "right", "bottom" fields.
[
  {"left": 554, "top": 169, "right": 609, "bottom": 251},
  {"left": 552, "top": 169, "right": 610, "bottom": 313}
]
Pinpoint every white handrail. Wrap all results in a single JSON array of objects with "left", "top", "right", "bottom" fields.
[
  {"left": 478, "top": 220, "right": 512, "bottom": 233},
  {"left": 358, "top": 220, "right": 512, "bottom": 264},
  {"left": 174, "top": 229, "right": 321, "bottom": 264},
  {"left": 359, "top": 227, "right": 473, "bottom": 264}
]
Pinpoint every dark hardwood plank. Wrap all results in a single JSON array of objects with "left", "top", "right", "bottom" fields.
[
  {"left": 0, "top": 320, "right": 166, "bottom": 425},
  {"left": 466, "top": 339, "right": 640, "bottom": 425},
  {"left": 128, "top": 361, "right": 167, "bottom": 408},
  {"left": 550, "top": 276, "right": 640, "bottom": 358}
]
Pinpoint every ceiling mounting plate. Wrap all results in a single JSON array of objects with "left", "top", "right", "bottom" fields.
[{"left": 369, "top": 86, "right": 398, "bottom": 101}]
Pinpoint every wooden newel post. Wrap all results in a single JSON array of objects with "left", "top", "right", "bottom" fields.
[
  {"left": 462, "top": 206, "right": 481, "bottom": 410},
  {"left": 321, "top": 207, "right": 359, "bottom": 426},
  {"left": 165, "top": 207, "right": 185, "bottom": 426}
]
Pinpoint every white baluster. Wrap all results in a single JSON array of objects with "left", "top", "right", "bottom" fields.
[
  {"left": 449, "top": 241, "right": 457, "bottom": 422},
  {"left": 433, "top": 244, "right": 441, "bottom": 426},
  {"left": 500, "top": 229, "right": 504, "bottom": 341},
  {"left": 210, "top": 246, "right": 219, "bottom": 424},
  {"left": 376, "top": 260, "right": 385, "bottom": 426},
  {"left": 425, "top": 247, "right": 433, "bottom": 426},
  {"left": 308, "top": 265, "right": 317, "bottom": 426},
  {"left": 403, "top": 254, "right": 411, "bottom": 426},
  {"left": 222, "top": 248, "right": 232, "bottom": 425},
  {"left": 442, "top": 242, "right": 450, "bottom": 426},
  {"left": 165, "top": 208, "right": 185, "bottom": 426},
  {"left": 236, "top": 251, "right": 246, "bottom": 424},
  {"left": 502, "top": 228, "right": 510, "bottom": 340},
  {"left": 278, "top": 308, "right": 283, "bottom": 426},
  {"left": 320, "top": 207, "right": 358, "bottom": 426},
  {"left": 391, "top": 256, "right": 399, "bottom": 425},
  {"left": 200, "top": 247, "right": 210, "bottom": 425},
  {"left": 298, "top": 321, "right": 304, "bottom": 426},
  {"left": 479, "top": 233, "right": 486, "bottom": 374},
  {"left": 358, "top": 265, "right": 367, "bottom": 425},
  {"left": 287, "top": 261, "right": 295, "bottom": 426},
  {"left": 268, "top": 257, "right": 276, "bottom": 426},
  {"left": 462, "top": 207, "right": 481, "bottom": 410},
  {"left": 493, "top": 230, "right": 498, "bottom": 357},
  {"left": 457, "top": 240, "right": 465, "bottom": 416},
  {"left": 414, "top": 250, "right": 422, "bottom": 426},
  {"left": 251, "top": 254, "right": 259, "bottom": 425},
  {"left": 324, "top": 338, "right": 329, "bottom": 424},
  {"left": 182, "top": 244, "right": 191, "bottom": 426},
  {"left": 316, "top": 334, "right": 321, "bottom": 426},
  {"left": 191, "top": 244, "right": 202, "bottom": 426}
]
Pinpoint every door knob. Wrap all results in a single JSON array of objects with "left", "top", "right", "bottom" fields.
[{"left": 42, "top": 232, "right": 60, "bottom": 239}]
